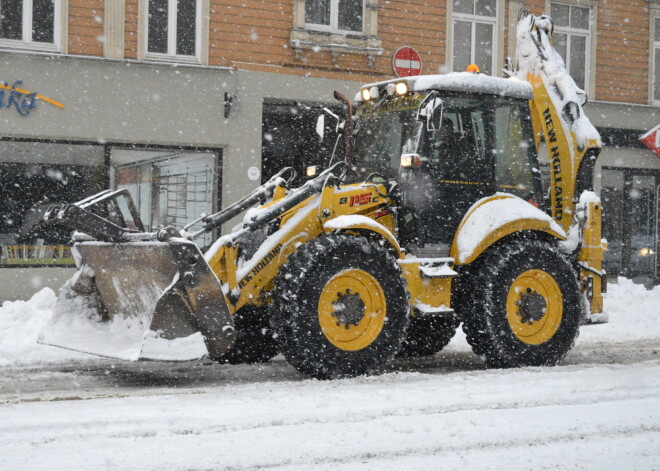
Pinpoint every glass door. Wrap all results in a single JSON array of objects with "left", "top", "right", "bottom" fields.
[
  {"left": 625, "top": 172, "right": 658, "bottom": 287},
  {"left": 602, "top": 167, "right": 659, "bottom": 287}
]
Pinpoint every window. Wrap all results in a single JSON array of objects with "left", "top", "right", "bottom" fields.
[
  {"left": 430, "top": 101, "right": 489, "bottom": 183},
  {"left": 305, "top": 0, "right": 363, "bottom": 34},
  {"left": 653, "top": 17, "right": 660, "bottom": 103},
  {"left": 551, "top": 3, "right": 591, "bottom": 92},
  {"left": 452, "top": 0, "right": 497, "bottom": 75},
  {"left": 146, "top": 0, "right": 200, "bottom": 62},
  {"left": 493, "top": 102, "right": 536, "bottom": 199},
  {"left": 0, "top": 141, "right": 105, "bottom": 267},
  {"left": 0, "top": 0, "right": 61, "bottom": 51},
  {"left": 291, "top": 0, "right": 380, "bottom": 65},
  {"left": 111, "top": 149, "right": 219, "bottom": 248}
]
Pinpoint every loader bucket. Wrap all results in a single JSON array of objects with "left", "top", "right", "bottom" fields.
[{"left": 39, "top": 239, "right": 235, "bottom": 361}]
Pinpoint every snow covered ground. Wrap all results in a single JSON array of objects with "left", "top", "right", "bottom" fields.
[{"left": 1, "top": 278, "right": 659, "bottom": 470}]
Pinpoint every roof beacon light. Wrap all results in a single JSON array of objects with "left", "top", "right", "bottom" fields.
[
  {"left": 467, "top": 64, "right": 480, "bottom": 73},
  {"left": 361, "top": 88, "right": 371, "bottom": 101},
  {"left": 386, "top": 83, "right": 396, "bottom": 95},
  {"left": 369, "top": 86, "right": 380, "bottom": 99},
  {"left": 395, "top": 82, "right": 409, "bottom": 95}
]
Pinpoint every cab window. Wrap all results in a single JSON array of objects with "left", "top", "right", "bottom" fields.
[
  {"left": 428, "top": 97, "right": 490, "bottom": 184},
  {"left": 493, "top": 102, "right": 537, "bottom": 199}
]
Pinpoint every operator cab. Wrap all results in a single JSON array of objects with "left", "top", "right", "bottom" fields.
[{"left": 353, "top": 73, "right": 543, "bottom": 252}]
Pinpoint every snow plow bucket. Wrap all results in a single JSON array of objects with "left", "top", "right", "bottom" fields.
[{"left": 39, "top": 239, "right": 235, "bottom": 361}]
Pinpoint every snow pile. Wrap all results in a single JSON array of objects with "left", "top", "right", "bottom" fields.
[
  {"left": 38, "top": 276, "right": 207, "bottom": 362},
  {"left": 516, "top": 12, "right": 601, "bottom": 150},
  {"left": 1, "top": 278, "right": 658, "bottom": 367},
  {"left": 0, "top": 288, "right": 90, "bottom": 366},
  {"left": 579, "top": 277, "right": 660, "bottom": 343}
]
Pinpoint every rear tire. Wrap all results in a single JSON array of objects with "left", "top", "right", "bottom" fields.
[
  {"left": 215, "top": 306, "right": 278, "bottom": 364},
  {"left": 398, "top": 314, "right": 459, "bottom": 357},
  {"left": 462, "top": 239, "right": 581, "bottom": 368},
  {"left": 270, "top": 235, "right": 410, "bottom": 379}
]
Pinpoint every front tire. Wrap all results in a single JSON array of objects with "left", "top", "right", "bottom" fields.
[
  {"left": 462, "top": 239, "right": 581, "bottom": 368},
  {"left": 270, "top": 235, "right": 410, "bottom": 379}
]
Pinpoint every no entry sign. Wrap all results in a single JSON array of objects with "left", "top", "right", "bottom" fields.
[{"left": 393, "top": 46, "right": 422, "bottom": 77}]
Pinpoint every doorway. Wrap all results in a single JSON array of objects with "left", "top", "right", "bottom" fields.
[
  {"left": 262, "top": 100, "right": 343, "bottom": 187},
  {"left": 601, "top": 167, "right": 659, "bottom": 287}
]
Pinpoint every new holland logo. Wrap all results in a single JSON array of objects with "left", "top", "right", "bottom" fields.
[{"left": 0, "top": 80, "right": 65, "bottom": 116}]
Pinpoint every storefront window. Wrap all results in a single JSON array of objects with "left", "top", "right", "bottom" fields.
[
  {"left": 0, "top": 141, "right": 105, "bottom": 266},
  {"left": 0, "top": 0, "right": 60, "bottom": 51},
  {"left": 147, "top": 0, "right": 200, "bottom": 60},
  {"left": 111, "top": 148, "right": 219, "bottom": 247}
]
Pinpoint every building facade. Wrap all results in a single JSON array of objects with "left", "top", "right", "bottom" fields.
[{"left": 0, "top": 0, "right": 659, "bottom": 300}]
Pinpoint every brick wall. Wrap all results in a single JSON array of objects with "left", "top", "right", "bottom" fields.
[
  {"left": 68, "top": 0, "right": 104, "bottom": 56},
  {"left": 520, "top": 0, "right": 649, "bottom": 104},
  {"left": 59, "top": 0, "right": 652, "bottom": 104},
  {"left": 595, "top": 0, "right": 649, "bottom": 103},
  {"left": 376, "top": 0, "right": 446, "bottom": 76},
  {"left": 125, "top": 0, "right": 139, "bottom": 59},
  {"left": 207, "top": 0, "right": 446, "bottom": 82}
]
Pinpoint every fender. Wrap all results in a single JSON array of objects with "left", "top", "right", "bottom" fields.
[
  {"left": 323, "top": 215, "right": 401, "bottom": 255},
  {"left": 450, "top": 194, "right": 567, "bottom": 265}
]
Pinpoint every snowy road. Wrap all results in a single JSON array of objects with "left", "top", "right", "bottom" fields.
[
  {"left": 1, "top": 279, "right": 659, "bottom": 470},
  {"left": 1, "top": 339, "right": 660, "bottom": 470}
]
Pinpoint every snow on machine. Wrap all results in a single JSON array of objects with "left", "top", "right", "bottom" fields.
[{"left": 32, "top": 10, "right": 607, "bottom": 379}]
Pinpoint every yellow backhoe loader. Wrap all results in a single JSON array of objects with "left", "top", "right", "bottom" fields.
[{"left": 33, "top": 10, "right": 606, "bottom": 379}]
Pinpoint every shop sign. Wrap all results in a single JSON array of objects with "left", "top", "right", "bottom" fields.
[{"left": 0, "top": 80, "right": 64, "bottom": 116}]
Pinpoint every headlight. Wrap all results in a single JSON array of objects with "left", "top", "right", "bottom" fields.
[
  {"left": 306, "top": 165, "right": 318, "bottom": 177},
  {"left": 395, "top": 82, "right": 409, "bottom": 95},
  {"left": 361, "top": 88, "right": 371, "bottom": 101},
  {"left": 637, "top": 247, "right": 655, "bottom": 257}
]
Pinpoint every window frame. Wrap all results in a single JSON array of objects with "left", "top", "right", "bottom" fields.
[
  {"left": 0, "top": 0, "right": 65, "bottom": 53},
  {"left": 545, "top": 0, "right": 598, "bottom": 99},
  {"left": 143, "top": 0, "right": 203, "bottom": 64},
  {"left": 652, "top": 15, "right": 660, "bottom": 105},
  {"left": 447, "top": 0, "right": 503, "bottom": 76},
  {"left": 304, "top": 0, "right": 365, "bottom": 35},
  {"left": 290, "top": 0, "right": 381, "bottom": 65}
]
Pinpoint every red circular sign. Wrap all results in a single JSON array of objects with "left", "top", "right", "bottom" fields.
[{"left": 393, "top": 46, "right": 422, "bottom": 77}]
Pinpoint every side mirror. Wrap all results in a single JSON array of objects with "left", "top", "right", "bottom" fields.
[
  {"left": 417, "top": 91, "right": 444, "bottom": 132},
  {"left": 315, "top": 114, "right": 325, "bottom": 141},
  {"left": 316, "top": 107, "right": 343, "bottom": 141}
]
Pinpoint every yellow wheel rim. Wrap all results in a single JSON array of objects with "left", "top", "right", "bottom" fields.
[
  {"left": 318, "top": 269, "right": 387, "bottom": 351},
  {"left": 506, "top": 269, "right": 563, "bottom": 345}
]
